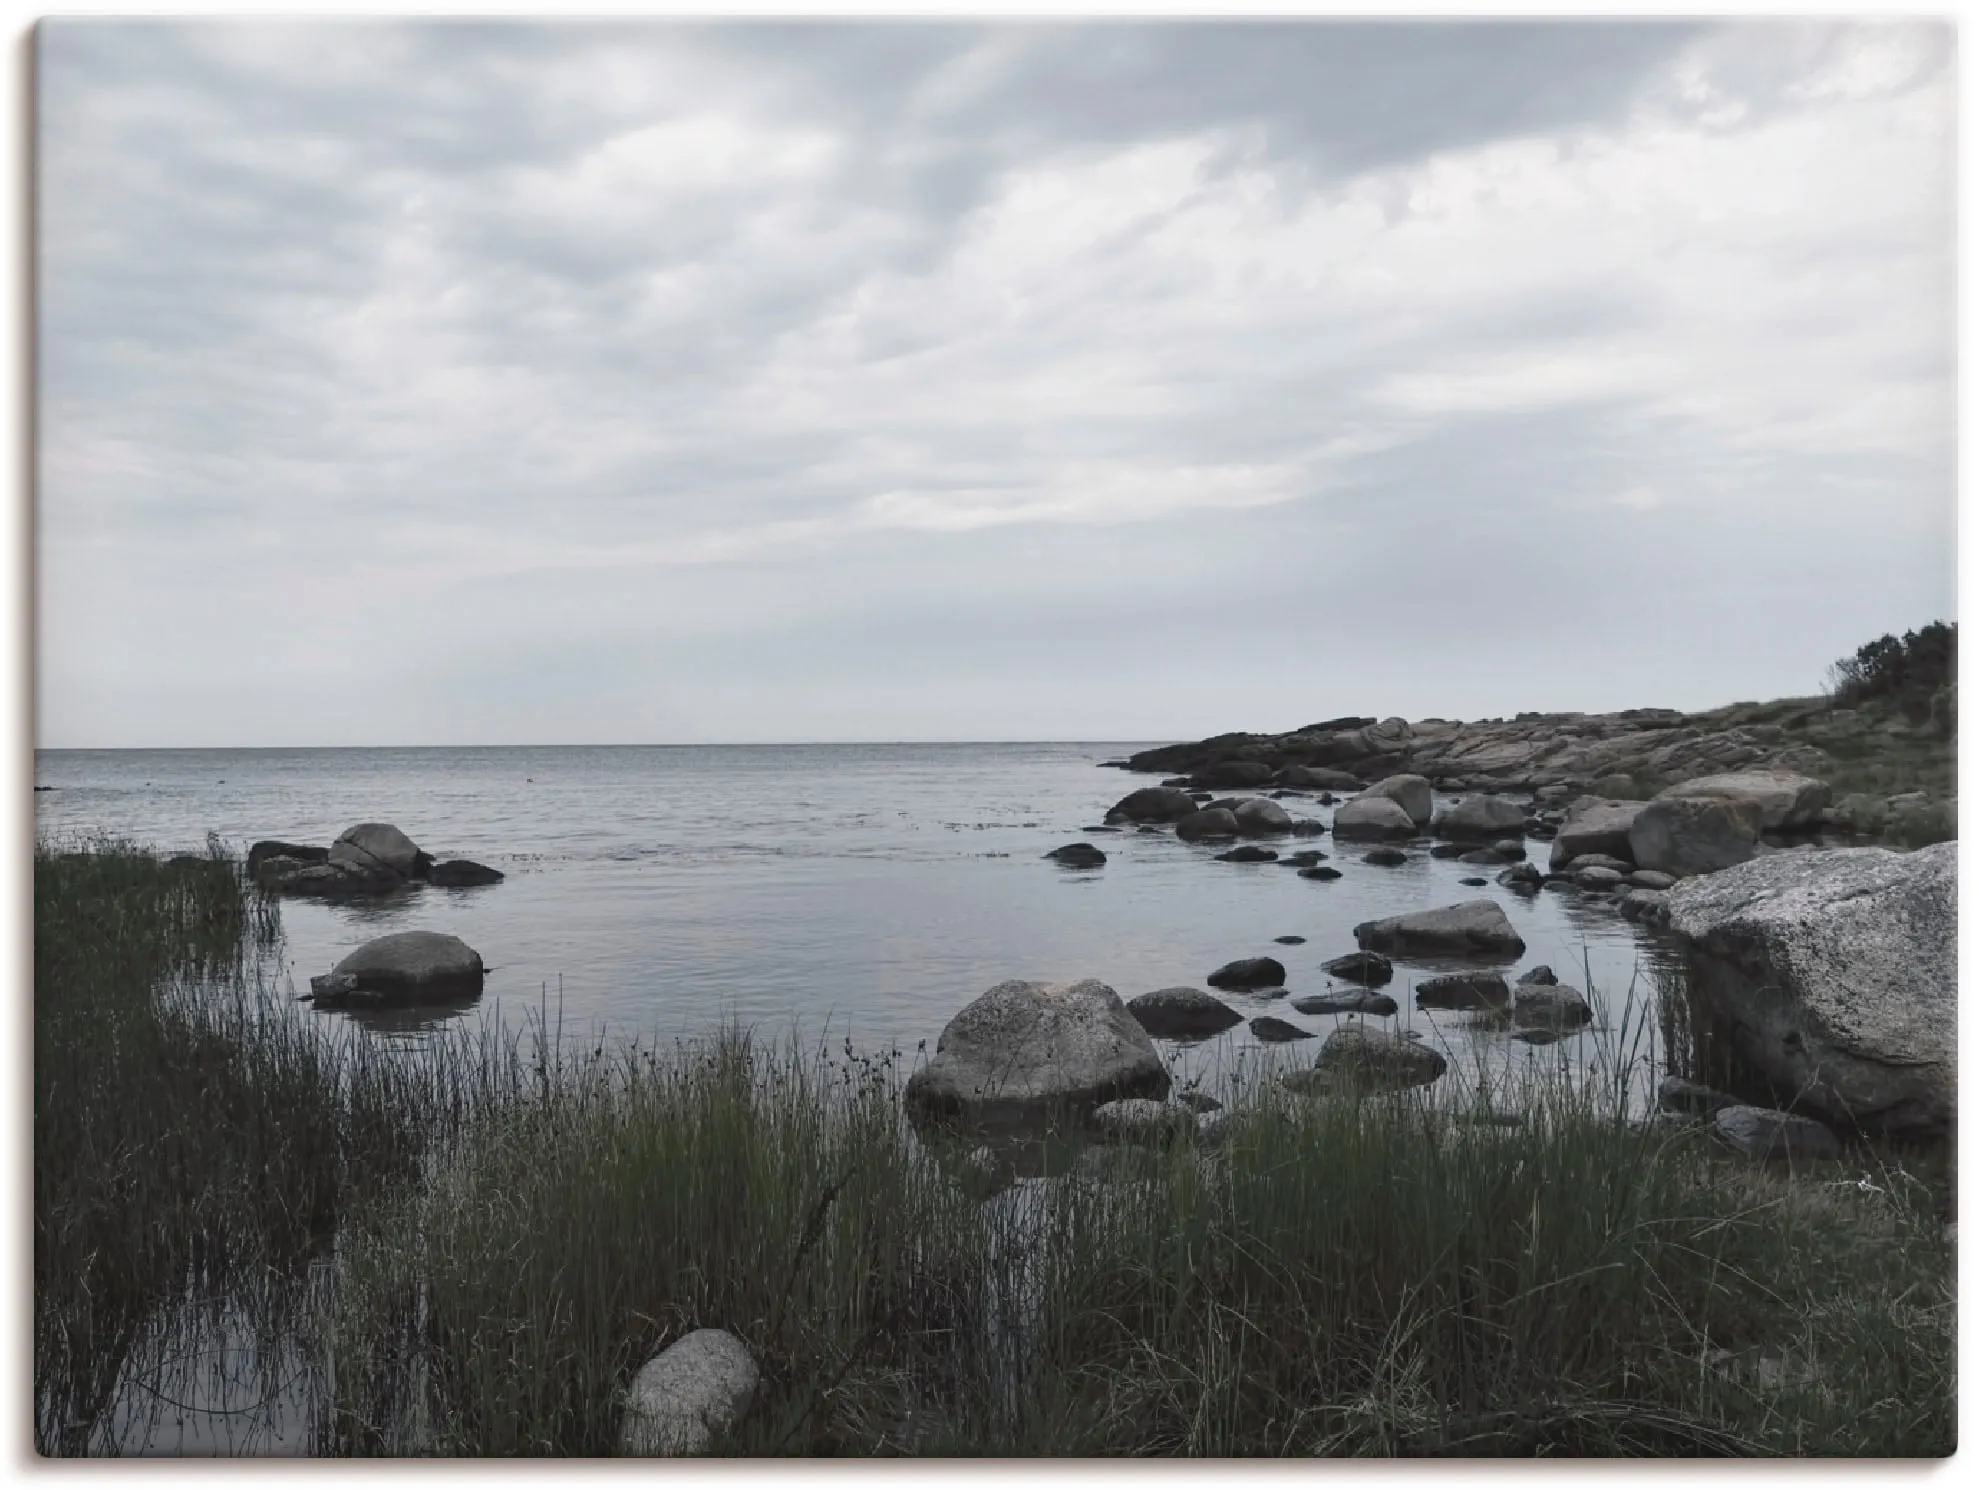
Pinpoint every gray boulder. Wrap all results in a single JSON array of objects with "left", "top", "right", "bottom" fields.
[
  {"left": 1658, "top": 771, "right": 1831, "bottom": 833},
  {"left": 1233, "top": 797, "right": 1294, "bottom": 835},
  {"left": 1617, "top": 888, "right": 1670, "bottom": 923},
  {"left": 1356, "top": 774, "right": 1433, "bottom": 828},
  {"left": 1322, "top": 950, "right": 1394, "bottom": 987},
  {"left": 1628, "top": 869, "right": 1677, "bottom": 890},
  {"left": 1330, "top": 796, "right": 1418, "bottom": 842},
  {"left": 329, "top": 822, "right": 427, "bottom": 880},
  {"left": 1206, "top": 956, "right": 1286, "bottom": 991},
  {"left": 1249, "top": 1015, "right": 1314, "bottom": 1043},
  {"left": 1665, "top": 843, "right": 1953, "bottom": 1137},
  {"left": 1576, "top": 866, "right": 1627, "bottom": 891},
  {"left": 1125, "top": 987, "right": 1243, "bottom": 1041},
  {"left": 904, "top": 979, "right": 1171, "bottom": 1125},
  {"left": 1290, "top": 1026, "right": 1447, "bottom": 1092},
  {"left": 1658, "top": 1075, "right": 1738, "bottom": 1116},
  {"left": 1712, "top": 1106, "right": 1841, "bottom": 1162},
  {"left": 1105, "top": 786, "right": 1200, "bottom": 823},
  {"left": 1432, "top": 794, "right": 1527, "bottom": 841},
  {"left": 1628, "top": 796, "right": 1760, "bottom": 876},
  {"left": 328, "top": 930, "right": 485, "bottom": 1003},
  {"left": 1548, "top": 798, "right": 1646, "bottom": 870},
  {"left": 1512, "top": 983, "right": 1592, "bottom": 1029},
  {"left": 1176, "top": 807, "right": 1241, "bottom": 842},
  {"left": 619, "top": 1328, "right": 759, "bottom": 1456},
  {"left": 1353, "top": 900, "right": 1526, "bottom": 959},
  {"left": 1292, "top": 991, "right": 1399, "bottom": 1016}
]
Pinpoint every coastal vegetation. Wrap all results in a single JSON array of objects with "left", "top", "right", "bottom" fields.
[{"left": 35, "top": 838, "right": 1954, "bottom": 1457}]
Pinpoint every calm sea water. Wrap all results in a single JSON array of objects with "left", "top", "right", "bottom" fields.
[{"left": 34, "top": 743, "right": 1678, "bottom": 1099}]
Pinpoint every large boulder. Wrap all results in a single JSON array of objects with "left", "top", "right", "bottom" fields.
[
  {"left": 1104, "top": 787, "right": 1200, "bottom": 824},
  {"left": 1206, "top": 956, "right": 1286, "bottom": 991},
  {"left": 1658, "top": 771, "right": 1831, "bottom": 833},
  {"left": 1330, "top": 796, "right": 1418, "bottom": 842},
  {"left": 619, "top": 1328, "right": 760, "bottom": 1456},
  {"left": 1289, "top": 1026, "right": 1447, "bottom": 1092},
  {"left": 327, "top": 930, "right": 485, "bottom": 1003},
  {"left": 329, "top": 822, "right": 427, "bottom": 880},
  {"left": 1355, "top": 774, "right": 1433, "bottom": 828},
  {"left": 1353, "top": 900, "right": 1526, "bottom": 960},
  {"left": 1628, "top": 797, "right": 1760, "bottom": 877},
  {"left": 1665, "top": 843, "right": 1953, "bottom": 1137},
  {"left": 1431, "top": 795, "right": 1527, "bottom": 841},
  {"left": 1548, "top": 798, "right": 1647, "bottom": 871},
  {"left": 1125, "top": 987, "right": 1244, "bottom": 1041},
  {"left": 903, "top": 979, "right": 1171, "bottom": 1126},
  {"left": 1233, "top": 797, "right": 1294, "bottom": 835},
  {"left": 1176, "top": 807, "right": 1241, "bottom": 842}
]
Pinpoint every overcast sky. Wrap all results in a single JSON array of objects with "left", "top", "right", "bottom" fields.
[{"left": 37, "top": 18, "right": 1955, "bottom": 748}]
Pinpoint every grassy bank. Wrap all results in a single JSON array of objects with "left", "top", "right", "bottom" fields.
[{"left": 37, "top": 843, "right": 1954, "bottom": 1457}]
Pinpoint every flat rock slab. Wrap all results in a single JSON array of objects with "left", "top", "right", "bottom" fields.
[
  {"left": 1292, "top": 991, "right": 1399, "bottom": 1017},
  {"left": 1548, "top": 798, "right": 1646, "bottom": 871},
  {"left": 1666, "top": 843, "right": 1954, "bottom": 1137},
  {"left": 1712, "top": 1105, "right": 1842, "bottom": 1162},
  {"left": 904, "top": 979, "right": 1170, "bottom": 1127},
  {"left": 1354, "top": 900, "right": 1526, "bottom": 960},
  {"left": 1321, "top": 950, "right": 1394, "bottom": 987},
  {"left": 329, "top": 931, "right": 484, "bottom": 1003},
  {"left": 1207, "top": 957, "right": 1286, "bottom": 991},
  {"left": 1415, "top": 971, "right": 1510, "bottom": 1011},
  {"left": 620, "top": 1328, "right": 759, "bottom": 1456},
  {"left": 1126, "top": 986, "right": 1243, "bottom": 1041}
]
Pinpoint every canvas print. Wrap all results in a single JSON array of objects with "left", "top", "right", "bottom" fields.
[{"left": 33, "top": 18, "right": 1954, "bottom": 1457}]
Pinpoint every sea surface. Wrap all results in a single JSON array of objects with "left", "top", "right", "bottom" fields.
[{"left": 35, "top": 742, "right": 1681, "bottom": 1102}]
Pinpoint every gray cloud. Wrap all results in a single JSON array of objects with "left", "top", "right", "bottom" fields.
[{"left": 36, "top": 19, "right": 1955, "bottom": 746}]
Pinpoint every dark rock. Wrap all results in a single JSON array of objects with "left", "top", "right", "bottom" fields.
[
  {"left": 1299, "top": 866, "right": 1343, "bottom": 881},
  {"left": 1491, "top": 839, "right": 1527, "bottom": 860},
  {"left": 1354, "top": 900, "right": 1525, "bottom": 959},
  {"left": 1429, "top": 842, "right": 1469, "bottom": 859},
  {"left": 1457, "top": 849, "right": 1503, "bottom": 865},
  {"left": 1291, "top": 991, "right": 1399, "bottom": 1016},
  {"left": 1363, "top": 847, "right": 1407, "bottom": 867},
  {"left": 1629, "top": 797, "right": 1760, "bottom": 877},
  {"left": 1496, "top": 863, "right": 1543, "bottom": 892},
  {"left": 1126, "top": 987, "right": 1244, "bottom": 1040},
  {"left": 1281, "top": 850, "right": 1325, "bottom": 867},
  {"left": 1045, "top": 842, "right": 1107, "bottom": 868},
  {"left": 324, "top": 930, "right": 484, "bottom": 1005},
  {"left": 1193, "top": 759, "right": 1275, "bottom": 790},
  {"left": 1414, "top": 971, "right": 1510, "bottom": 1011},
  {"left": 427, "top": 858, "right": 505, "bottom": 888},
  {"left": 1176, "top": 807, "right": 1241, "bottom": 842},
  {"left": 1353, "top": 773, "right": 1433, "bottom": 828},
  {"left": 1512, "top": 983, "right": 1592, "bottom": 1029},
  {"left": 1273, "top": 935, "right": 1306, "bottom": 944},
  {"left": 1576, "top": 865, "right": 1628, "bottom": 891},
  {"left": 1628, "top": 869, "right": 1677, "bottom": 890},
  {"left": 248, "top": 839, "right": 328, "bottom": 873},
  {"left": 1321, "top": 950, "right": 1394, "bottom": 987},
  {"left": 329, "top": 822, "right": 424, "bottom": 880},
  {"left": 1290, "top": 1026, "right": 1446, "bottom": 1092},
  {"left": 1658, "top": 771, "right": 1831, "bottom": 833},
  {"left": 1105, "top": 786, "right": 1201, "bottom": 823},
  {"left": 1712, "top": 1105, "right": 1841, "bottom": 1162},
  {"left": 1249, "top": 1016, "right": 1314, "bottom": 1043},
  {"left": 1206, "top": 957, "right": 1286, "bottom": 991},
  {"left": 1516, "top": 965, "right": 1558, "bottom": 986},
  {"left": 1658, "top": 1075, "right": 1738, "bottom": 1116},
  {"left": 1278, "top": 764, "right": 1362, "bottom": 790},
  {"left": 1563, "top": 854, "right": 1633, "bottom": 875},
  {"left": 1214, "top": 845, "right": 1279, "bottom": 863},
  {"left": 1617, "top": 888, "right": 1670, "bottom": 922},
  {"left": 1458, "top": 876, "right": 1487, "bottom": 887}
]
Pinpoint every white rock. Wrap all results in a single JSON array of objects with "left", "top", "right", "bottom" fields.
[{"left": 619, "top": 1328, "right": 759, "bottom": 1456}]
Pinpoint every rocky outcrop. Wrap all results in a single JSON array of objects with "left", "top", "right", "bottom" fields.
[
  {"left": 313, "top": 930, "right": 486, "bottom": 1007},
  {"left": 619, "top": 1329, "right": 760, "bottom": 1456},
  {"left": 1353, "top": 900, "right": 1526, "bottom": 960},
  {"left": 1665, "top": 843, "right": 1953, "bottom": 1137},
  {"left": 1548, "top": 798, "right": 1646, "bottom": 870},
  {"left": 1125, "top": 987, "right": 1243, "bottom": 1040},
  {"left": 1657, "top": 771, "right": 1830, "bottom": 833},
  {"left": 1431, "top": 795, "right": 1527, "bottom": 841},
  {"left": 904, "top": 980, "right": 1171, "bottom": 1126},
  {"left": 1330, "top": 796, "right": 1417, "bottom": 842},
  {"left": 1628, "top": 797, "right": 1760, "bottom": 876}
]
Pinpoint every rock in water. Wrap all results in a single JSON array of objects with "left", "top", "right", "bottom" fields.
[
  {"left": 1233, "top": 797, "right": 1295, "bottom": 835},
  {"left": 1249, "top": 1015, "right": 1314, "bottom": 1043},
  {"left": 1291, "top": 991, "right": 1398, "bottom": 1016},
  {"left": 1431, "top": 794, "right": 1527, "bottom": 841},
  {"left": 1290, "top": 1026, "right": 1447, "bottom": 1092},
  {"left": 1330, "top": 796, "right": 1418, "bottom": 841},
  {"left": 1321, "top": 950, "right": 1394, "bottom": 987},
  {"left": 1657, "top": 771, "right": 1831, "bottom": 833},
  {"left": 619, "top": 1328, "right": 760, "bottom": 1455},
  {"left": 1215, "top": 845, "right": 1279, "bottom": 863},
  {"left": 1712, "top": 1106, "right": 1842, "bottom": 1162},
  {"left": 1414, "top": 972, "right": 1510, "bottom": 1011},
  {"left": 1363, "top": 847, "right": 1408, "bottom": 867},
  {"left": 1206, "top": 957, "right": 1286, "bottom": 991},
  {"left": 1548, "top": 798, "right": 1646, "bottom": 870},
  {"left": 1512, "top": 983, "right": 1592, "bottom": 1029},
  {"left": 1628, "top": 797, "right": 1760, "bottom": 876},
  {"left": 247, "top": 839, "right": 327, "bottom": 874},
  {"left": 1354, "top": 774, "right": 1434, "bottom": 828},
  {"left": 328, "top": 822, "right": 427, "bottom": 879},
  {"left": 428, "top": 858, "right": 505, "bottom": 887},
  {"left": 1125, "top": 987, "right": 1244, "bottom": 1040},
  {"left": 1176, "top": 807, "right": 1241, "bottom": 842},
  {"left": 1665, "top": 843, "right": 1954, "bottom": 1137},
  {"left": 329, "top": 931, "right": 485, "bottom": 1003},
  {"left": 1299, "top": 866, "right": 1343, "bottom": 881},
  {"left": 904, "top": 979, "right": 1170, "bottom": 1125},
  {"left": 1105, "top": 786, "right": 1201, "bottom": 823},
  {"left": 1353, "top": 900, "right": 1526, "bottom": 959},
  {"left": 1044, "top": 842, "right": 1107, "bottom": 868}
]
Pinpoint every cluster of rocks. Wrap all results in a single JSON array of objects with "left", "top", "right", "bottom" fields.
[{"left": 251, "top": 822, "right": 503, "bottom": 897}]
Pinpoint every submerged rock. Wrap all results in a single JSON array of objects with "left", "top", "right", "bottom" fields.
[
  {"left": 1666, "top": 843, "right": 1954, "bottom": 1137},
  {"left": 427, "top": 858, "right": 505, "bottom": 887},
  {"left": 1291, "top": 991, "right": 1398, "bottom": 1017},
  {"left": 904, "top": 979, "right": 1170, "bottom": 1126},
  {"left": 1215, "top": 845, "right": 1279, "bottom": 863},
  {"left": 619, "top": 1328, "right": 760, "bottom": 1456},
  {"left": 1362, "top": 847, "right": 1408, "bottom": 867},
  {"left": 1044, "top": 842, "right": 1107, "bottom": 868},
  {"left": 1512, "top": 983, "right": 1592, "bottom": 1030}
]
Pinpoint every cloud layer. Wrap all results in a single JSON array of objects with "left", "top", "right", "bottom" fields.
[{"left": 38, "top": 20, "right": 1955, "bottom": 746}]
